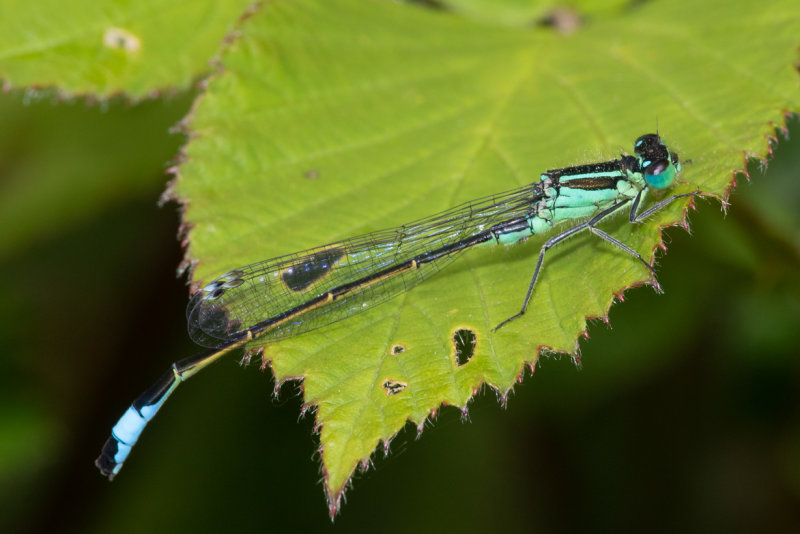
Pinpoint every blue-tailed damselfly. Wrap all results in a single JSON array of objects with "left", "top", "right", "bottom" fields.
[{"left": 97, "top": 133, "right": 697, "bottom": 478}]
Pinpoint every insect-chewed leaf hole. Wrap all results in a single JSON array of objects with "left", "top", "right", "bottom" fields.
[
  {"left": 390, "top": 344, "right": 406, "bottom": 355},
  {"left": 382, "top": 379, "right": 407, "bottom": 396},
  {"left": 103, "top": 27, "right": 141, "bottom": 52},
  {"left": 452, "top": 328, "right": 477, "bottom": 366},
  {"left": 536, "top": 8, "right": 582, "bottom": 35}
]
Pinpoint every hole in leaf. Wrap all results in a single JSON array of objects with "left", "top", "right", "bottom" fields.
[
  {"left": 382, "top": 380, "right": 407, "bottom": 396},
  {"left": 536, "top": 8, "right": 582, "bottom": 35},
  {"left": 390, "top": 344, "right": 406, "bottom": 355},
  {"left": 453, "top": 328, "right": 476, "bottom": 366},
  {"left": 103, "top": 27, "right": 141, "bottom": 52}
]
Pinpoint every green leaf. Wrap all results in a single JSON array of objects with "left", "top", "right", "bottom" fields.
[
  {"left": 174, "top": 0, "right": 800, "bottom": 514},
  {"left": 0, "top": 0, "right": 253, "bottom": 97}
]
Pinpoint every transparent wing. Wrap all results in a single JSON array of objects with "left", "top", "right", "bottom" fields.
[{"left": 187, "top": 182, "right": 544, "bottom": 348}]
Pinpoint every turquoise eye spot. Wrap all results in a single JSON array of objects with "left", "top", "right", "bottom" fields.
[
  {"left": 645, "top": 165, "right": 675, "bottom": 189},
  {"left": 642, "top": 160, "right": 651, "bottom": 168}
]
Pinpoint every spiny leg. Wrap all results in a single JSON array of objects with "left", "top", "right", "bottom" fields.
[
  {"left": 493, "top": 220, "right": 592, "bottom": 331},
  {"left": 630, "top": 190, "right": 701, "bottom": 223},
  {"left": 588, "top": 227, "right": 661, "bottom": 293},
  {"left": 493, "top": 189, "right": 702, "bottom": 332},
  {"left": 494, "top": 198, "right": 633, "bottom": 332}
]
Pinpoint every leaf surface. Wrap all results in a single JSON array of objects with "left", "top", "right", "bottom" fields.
[
  {"left": 173, "top": 0, "right": 800, "bottom": 513},
  {"left": 0, "top": 0, "right": 252, "bottom": 97}
]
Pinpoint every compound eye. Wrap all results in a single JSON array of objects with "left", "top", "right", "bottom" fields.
[
  {"left": 644, "top": 159, "right": 675, "bottom": 189},
  {"left": 647, "top": 160, "right": 668, "bottom": 176}
]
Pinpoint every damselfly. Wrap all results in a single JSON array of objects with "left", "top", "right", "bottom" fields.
[{"left": 97, "top": 133, "right": 697, "bottom": 479}]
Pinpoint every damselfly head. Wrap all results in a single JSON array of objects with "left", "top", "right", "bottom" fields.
[{"left": 634, "top": 133, "right": 678, "bottom": 190}]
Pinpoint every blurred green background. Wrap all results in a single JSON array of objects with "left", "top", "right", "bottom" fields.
[{"left": 0, "top": 86, "right": 799, "bottom": 533}]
